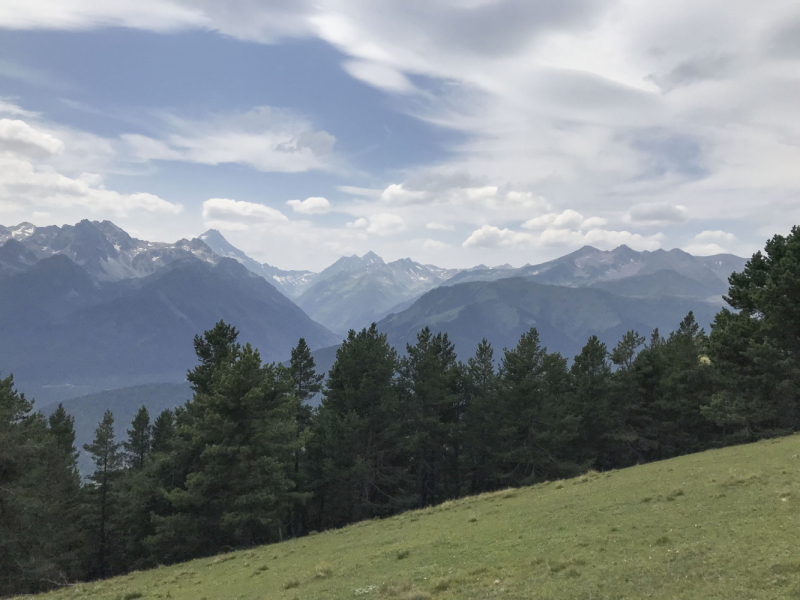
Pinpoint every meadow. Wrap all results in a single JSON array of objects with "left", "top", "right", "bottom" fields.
[{"left": 24, "top": 434, "right": 800, "bottom": 600}]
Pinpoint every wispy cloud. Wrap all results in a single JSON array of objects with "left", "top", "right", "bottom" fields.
[{"left": 122, "top": 106, "right": 339, "bottom": 173}]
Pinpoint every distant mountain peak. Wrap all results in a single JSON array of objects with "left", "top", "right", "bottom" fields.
[
  {"left": 198, "top": 228, "right": 316, "bottom": 299},
  {"left": 199, "top": 228, "right": 228, "bottom": 245},
  {"left": 340, "top": 251, "right": 384, "bottom": 267},
  {"left": 198, "top": 229, "right": 248, "bottom": 261}
]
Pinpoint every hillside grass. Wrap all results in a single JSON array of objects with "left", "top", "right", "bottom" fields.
[{"left": 26, "top": 435, "right": 800, "bottom": 600}]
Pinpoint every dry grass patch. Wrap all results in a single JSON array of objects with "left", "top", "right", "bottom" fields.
[
  {"left": 283, "top": 578, "right": 301, "bottom": 589},
  {"left": 315, "top": 561, "right": 332, "bottom": 578},
  {"left": 382, "top": 581, "right": 430, "bottom": 598}
]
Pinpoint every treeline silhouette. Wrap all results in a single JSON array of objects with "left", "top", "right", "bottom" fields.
[{"left": 2, "top": 227, "right": 799, "bottom": 596}]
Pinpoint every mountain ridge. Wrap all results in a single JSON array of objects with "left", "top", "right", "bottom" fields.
[
  {"left": 0, "top": 219, "right": 219, "bottom": 282},
  {"left": 0, "top": 251, "right": 340, "bottom": 404}
]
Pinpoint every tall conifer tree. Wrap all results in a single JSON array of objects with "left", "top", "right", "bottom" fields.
[
  {"left": 124, "top": 406, "right": 152, "bottom": 470},
  {"left": 83, "top": 410, "right": 123, "bottom": 578}
]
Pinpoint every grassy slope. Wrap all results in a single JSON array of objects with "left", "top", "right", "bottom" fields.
[{"left": 28, "top": 435, "right": 800, "bottom": 600}]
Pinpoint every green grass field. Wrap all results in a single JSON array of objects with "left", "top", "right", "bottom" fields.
[{"left": 26, "top": 435, "right": 800, "bottom": 600}]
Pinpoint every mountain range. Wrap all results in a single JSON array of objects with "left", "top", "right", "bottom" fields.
[
  {"left": 0, "top": 220, "right": 218, "bottom": 281},
  {"left": 0, "top": 218, "right": 748, "bottom": 418},
  {"left": 200, "top": 229, "right": 459, "bottom": 333},
  {"left": 0, "top": 220, "right": 339, "bottom": 404},
  {"left": 442, "top": 244, "right": 743, "bottom": 303}
]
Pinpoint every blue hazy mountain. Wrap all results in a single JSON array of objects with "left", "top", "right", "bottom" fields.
[
  {"left": 0, "top": 221, "right": 340, "bottom": 404},
  {"left": 441, "top": 245, "right": 745, "bottom": 305},
  {"left": 199, "top": 230, "right": 462, "bottom": 334},
  {"left": 376, "top": 276, "right": 724, "bottom": 363},
  {"left": 295, "top": 252, "right": 460, "bottom": 334}
]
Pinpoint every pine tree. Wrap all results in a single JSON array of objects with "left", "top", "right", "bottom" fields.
[
  {"left": 307, "top": 324, "right": 404, "bottom": 528},
  {"left": 187, "top": 320, "right": 240, "bottom": 394},
  {"left": 149, "top": 324, "right": 298, "bottom": 561},
  {"left": 706, "top": 228, "right": 800, "bottom": 439},
  {"left": 123, "top": 406, "right": 152, "bottom": 470},
  {"left": 287, "top": 338, "right": 324, "bottom": 536},
  {"left": 48, "top": 404, "right": 79, "bottom": 464},
  {"left": 653, "top": 312, "right": 714, "bottom": 457},
  {"left": 611, "top": 330, "right": 646, "bottom": 371},
  {"left": 570, "top": 336, "right": 613, "bottom": 468},
  {"left": 41, "top": 405, "right": 84, "bottom": 586},
  {"left": 83, "top": 410, "right": 123, "bottom": 578},
  {"left": 398, "top": 327, "right": 461, "bottom": 506},
  {"left": 290, "top": 337, "right": 324, "bottom": 405},
  {"left": 500, "top": 329, "right": 576, "bottom": 483},
  {"left": 607, "top": 331, "right": 647, "bottom": 467},
  {"left": 0, "top": 374, "right": 36, "bottom": 593},
  {"left": 462, "top": 339, "right": 504, "bottom": 493},
  {"left": 0, "top": 381, "right": 87, "bottom": 594},
  {"left": 151, "top": 409, "right": 176, "bottom": 453}
]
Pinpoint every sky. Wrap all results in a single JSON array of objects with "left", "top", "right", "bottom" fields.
[{"left": 0, "top": 1, "right": 798, "bottom": 271}]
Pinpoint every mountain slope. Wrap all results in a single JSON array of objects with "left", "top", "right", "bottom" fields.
[
  {"left": 30, "top": 435, "right": 800, "bottom": 600},
  {"left": 377, "top": 277, "right": 721, "bottom": 359},
  {"left": 0, "top": 239, "right": 39, "bottom": 278},
  {"left": 199, "top": 229, "right": 315, "bottom": 298},
  {"left": 591, "top": 269, "right": 728, "bottom": 299},
  {"left": 0, "top": 255, "right": 340, "bottom": 395},
  {"left": 296, "top": 252, "right": 461, "bottom": 334}
]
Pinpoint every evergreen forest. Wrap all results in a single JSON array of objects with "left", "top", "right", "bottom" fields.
[{"left": 3, "top": 227, "right": 800, "bottom": 596}]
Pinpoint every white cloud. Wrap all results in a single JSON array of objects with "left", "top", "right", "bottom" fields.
[
  {"left": 202, "top": 198, "right": 288, "bottom": 230},
  {"left": 422, "top": 239, "right": 447, "bottom": 250},
  {"left": 463, "top": 225, "right": 533, "bottom": 249},
  {"left": 0, "top": 99, "right": 36, "bottom": 117},
  {"left": 122, "top": 106, "right": 337, "bottom": 173},
  {"left": 624, "top": 202, "right": 689, "bottom": 226},
  {"left": 581, "top": 229, "right": 663, "bottom": 251},
  {"left": 464, "top": 223, "right": 663, "bottom": 251},
  {"left": 0, "top": 118, "right": 65, "bottom": 156},
  {"left": 682, "top": 230, "right": 738, "bottom": 255},
  {"left": 376, "top": 180, "right": 552, "bottom": 229},
  {"left": 342, "top": 60, "right": 415, "bottom": 93},
  {"left": 286, "top": 196, "right": 331, "bottom": 215},
  {"left": 337, "top": 185, "right": 382, "bottom": 198},
  {"left": 694, "top": 230, "right": 738, "bottom": 243},
  {"left": 343, "top": 214, "right": 406, "bottom": 235},
  {"left": 0, "top": 155, "right": 181, "bottom": 216},
  {"left": 534, "top": 227, "right": 664, "bottom": 251},
  {"left": 381, "top": 183, "right": 426, "bottom": 205},
  {"left": 0, "top": 0, "right": 208, "bottom": 32},
  {"left": 522, "top": 209, "right": 608, "bottom": 231},
  {"left": 465, "top": 186, "right": 498, "bottom": 201},
  {"left": 346, "top": 217, "right": 369, "bottom": 229},
  {"left": 426, "top": 222, "right": 455, "bottom": 231},
  {"left": 366, "top": 213, "right": 406, "bottom": 236}
]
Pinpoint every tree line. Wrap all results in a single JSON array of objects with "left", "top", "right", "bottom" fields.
[{"left": 2, "top": 227, "right": 799, "bottom": 595}]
